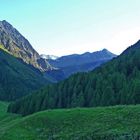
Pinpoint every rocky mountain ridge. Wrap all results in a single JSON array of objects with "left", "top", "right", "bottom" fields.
[{"left": 0, "top": 20, "right": 53, "bottom": 71}]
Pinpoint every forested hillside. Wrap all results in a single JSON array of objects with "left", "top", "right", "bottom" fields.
[
  {"left": 8, "top": 40, "right": 140, "bottom": 115},
  {"left": 0, "top": 48, "right": 47, "bottom": 101}
]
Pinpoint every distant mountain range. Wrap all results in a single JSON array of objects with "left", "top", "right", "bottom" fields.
[
  {"left": 48, "top": 49, "right": 116, "bottom": 68},
  {"left": 45, "top": 49, "right": 116, "bottom": 81}
]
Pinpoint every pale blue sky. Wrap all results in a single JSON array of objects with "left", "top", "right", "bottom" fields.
[{"left": 1, "top": 0, "right": 140, "bottom": 56}]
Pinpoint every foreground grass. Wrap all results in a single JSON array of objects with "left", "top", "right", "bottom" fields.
[
  {"left": 0, "top": 102, "right": 21, "bottom": 138},
  {"left": 0, "top": 102, "right": 140, "bottom": 140}
]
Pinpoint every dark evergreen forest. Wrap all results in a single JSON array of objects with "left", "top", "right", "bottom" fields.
[{"left": 8, "top": 40, "right": 140, "bottom": 115}]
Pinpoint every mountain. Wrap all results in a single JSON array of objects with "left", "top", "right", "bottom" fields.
[
  {"left": 45, "top": 59, "right": 109, "bottom": 82},
  {"left": 0, "top": 47, "right": 48, "bottom": 101},
  {"left": 8, "top": 40, "right": 140, "bottom": 115},
  {"left": 48, "top": 49, "right": 116, "bottom": 68},
  {"left": 0, "top": 20, "right": 53, "bottom": 71},
  {"left": 40, "top": 54, "right": 59, "bottom": 60},
  {"left": 1, "top": 101, "right": 140, "bottom": 139},
  {"left": 45, "top": 49, "right": 116, "bottom": 81}
]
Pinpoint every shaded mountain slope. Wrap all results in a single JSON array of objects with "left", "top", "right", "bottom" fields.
[
  {"left": 45, "top": 59, "right": 109, "bottom": 82},
  {"left": 0, "top": 48, "right": 48, "bottom": 101}
]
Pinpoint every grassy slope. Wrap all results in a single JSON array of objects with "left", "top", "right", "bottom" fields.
[
  {"left": 0, "top": 102, "right": 21, "bottom": 138},
  {"left": 0, "top": 101, "right": 140, "bottom": 140}
]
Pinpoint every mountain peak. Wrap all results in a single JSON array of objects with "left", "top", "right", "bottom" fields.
[
  {"left": 1, "top": 20, "right": 10, "bottom": 24},
  {"left": 0, "top": 20, "right": 12, "bottom": 28},
  {"left": 100, "top": 48, "right": 116, "bottom": 57},
  {"left": 102, "top": 48, "right": 109, "bottom": 52}
]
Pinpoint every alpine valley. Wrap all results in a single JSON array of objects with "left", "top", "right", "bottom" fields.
[{"left": 0, "top": 20, "right": 140, "bottom": 140}]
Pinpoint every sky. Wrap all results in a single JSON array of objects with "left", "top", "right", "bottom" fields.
[{"left": 1, "top": 0, "right": 140, "bottom": 56}]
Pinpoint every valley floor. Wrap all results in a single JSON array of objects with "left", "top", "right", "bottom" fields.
[{"left": 0, "top": 101, "right": 140, "bottom": 140}]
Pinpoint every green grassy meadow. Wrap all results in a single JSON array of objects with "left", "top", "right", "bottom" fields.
[{"left": 0, "top": 101, "right": 140, "bottom": 140}]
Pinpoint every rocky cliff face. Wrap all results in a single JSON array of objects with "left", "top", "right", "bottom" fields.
[{"left": 0, "top": 20, "right": 53, "bottom": 71}]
